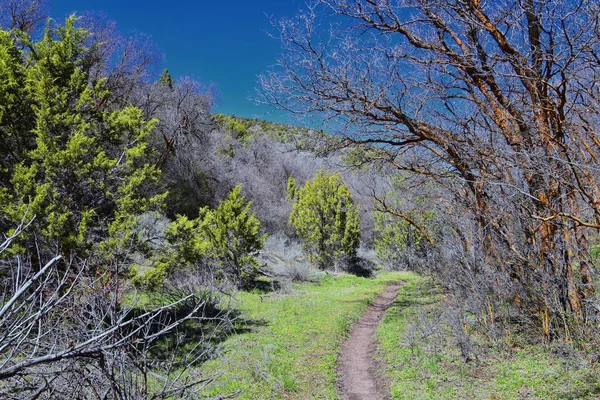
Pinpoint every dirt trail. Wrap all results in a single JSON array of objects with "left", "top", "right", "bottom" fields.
[{"left": 337, "top": 282, "right": 403, "bottom": 400}]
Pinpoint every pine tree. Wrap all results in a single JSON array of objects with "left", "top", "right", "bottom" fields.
[
  {"left": 289, "top": 170, "right": 360, "bottom": 269},
  {"left": 159, "top": 68, "right": 174, "bottom": 89}
]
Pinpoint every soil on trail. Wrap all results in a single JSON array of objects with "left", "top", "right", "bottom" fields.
[{"left": 337, "top": 282, "right": 403, "bottom": 400}]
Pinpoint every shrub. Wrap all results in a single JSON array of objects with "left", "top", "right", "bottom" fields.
[
  {"left": 260, "top": 233, "right": 317, "bottom": 283},
  {"left": 212, "top": 113, "right": 252, "bottom": 141},
  {"left": 141, "top": 185, "right": 266, "bottom": 288},
  {"left": 198, "top": 184, "right": 266, "bottom": 285},
  {"left": 288, "top": 170, "right": 360, "bottom": 269}
]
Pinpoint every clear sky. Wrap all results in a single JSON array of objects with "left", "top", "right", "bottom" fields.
[{"left": 49, "top": 0, "right": 303, "bottom": 122}]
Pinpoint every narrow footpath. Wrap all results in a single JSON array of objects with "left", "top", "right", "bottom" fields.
[{"left": 337, "top": 282, "right": 403, "bottom": 400}]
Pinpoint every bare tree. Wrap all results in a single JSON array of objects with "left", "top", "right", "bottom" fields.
[
  {"left": 259, "top": 0, "right": 600, "bottom": 339},
  {"left": 0, "top": 0, "right": 47, "bottom": 32}
]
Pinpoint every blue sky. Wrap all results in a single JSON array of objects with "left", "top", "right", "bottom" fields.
[{"left": 50, "top": 0, "right": 303, "bottom": 122}]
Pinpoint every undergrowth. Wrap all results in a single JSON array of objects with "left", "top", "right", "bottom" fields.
[{"left": 377, "top": 275, "right": 600, "bottom": 399}]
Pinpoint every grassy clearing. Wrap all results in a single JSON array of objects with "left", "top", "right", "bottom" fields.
[
  {"left": 377, "top": 275, "right": 600, "bottom": 400},
  {"left": 199, "top": 271, "right": 409, "bottom": 399}
]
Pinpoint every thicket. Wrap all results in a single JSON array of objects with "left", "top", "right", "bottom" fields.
[{"left": 0, "top": 10, "right": 257, "bottom": 398}]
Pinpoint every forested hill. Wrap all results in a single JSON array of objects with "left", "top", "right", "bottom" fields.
[{"left": 161, "top": 112, "right": 377, "bottom": 237}]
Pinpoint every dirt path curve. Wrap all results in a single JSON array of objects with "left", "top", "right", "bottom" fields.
[{"left": 337, "top": 282, "right": 403, "bottom": 400}]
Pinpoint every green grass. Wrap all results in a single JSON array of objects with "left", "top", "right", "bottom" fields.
[
  {"left": 377, "top": 275, "right": 600, "bottom": 399},
  {"left": 199, "top": 271, "right": 410, "bottom": 399}
]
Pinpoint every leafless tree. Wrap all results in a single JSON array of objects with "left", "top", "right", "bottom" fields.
[
  {"left": 0, "top": 0, "right": 47, "bottom": 32},
  {"left": 259, "top": 0, "right": 600, "bottom": 339},
  {"left": 134, "top": 75, "right": 217, "bottom": 217},
  {"left": 73, "top": 12, "right": 164, "bottom": 107}
]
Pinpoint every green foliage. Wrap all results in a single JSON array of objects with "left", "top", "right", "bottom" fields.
[
  {"left": 212, "top": 113, "right": 252, "bottom": 142},
  {"left": 374, "top": 211, "right": 434, "bottom": 268},
  {"left": 159, "top": 68, "right": 174, "bottom": 89},
  {"left": 589, "top": 232, "right": 600, "bottom": 269},
  {"left": 286, "top": 175, "right": 298, "bottom": 202},
  {"left": 0, "top": 17, "right": 163, "bottom": 259},
  {"left": 342, "top": 144, "right": 391, "bottom": 170},
  {"left": 289, "top": 170, "right": 360, "bottom": 269},
  {"left": 199, "top": 185, "right": 266, "bottom": 284},
  {"left": 141, "top": 185, "right": 266, "bottom": 288}
]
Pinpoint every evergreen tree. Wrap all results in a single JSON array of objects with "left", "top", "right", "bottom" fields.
[
  {"left": 159, "top": 68, "right": 174, "bottom": 89},
  {"left": 286, "top": 175, "right": 298, "bottom": 202},
  {"left": 200, "top": 185, "right": 265, "bottom": 284},
  {"left": 0, "top": 17, "right": 164, "bottom": 260},
  {"left": 150, "top": 185, "right": 266, "bottom": 288},
  {"left": 289, "top": 170, "right": 360, "bottom": 269}
]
